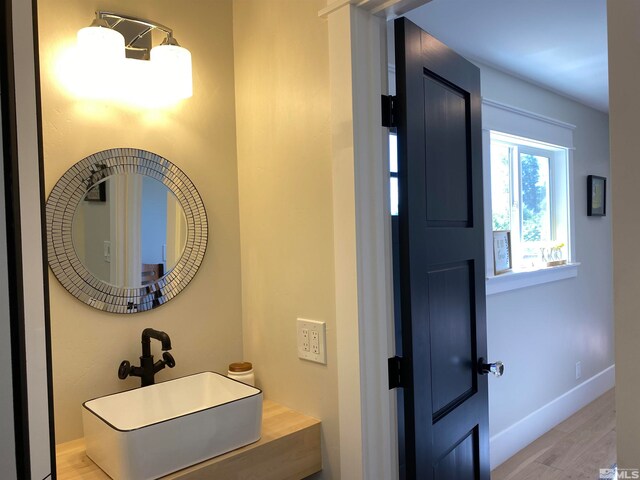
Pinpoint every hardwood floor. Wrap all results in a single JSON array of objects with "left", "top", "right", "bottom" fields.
[{"left": 491, "top": 389, "right": 616, "bottom": 480}]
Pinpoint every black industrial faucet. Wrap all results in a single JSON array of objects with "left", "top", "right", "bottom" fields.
[{"left": 118, "top": 328, "right": 176, "bottom": 387}]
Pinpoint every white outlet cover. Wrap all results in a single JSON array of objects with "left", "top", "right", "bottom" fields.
[{"left": 297, "top": 318, "right": 326, "bottom": 364}]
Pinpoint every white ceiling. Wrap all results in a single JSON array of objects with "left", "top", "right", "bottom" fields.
[{"left": 405, "top": 0, "right": 609, "bottom": 112}]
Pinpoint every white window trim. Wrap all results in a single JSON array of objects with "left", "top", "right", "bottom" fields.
[
  {"left": 482, "top": 98, "right": 578, "bottom": 295},
  {"left": 486, "top": 262, "right": 580, "bottom": 295}
]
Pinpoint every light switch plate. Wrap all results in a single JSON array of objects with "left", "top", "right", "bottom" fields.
[
  {"left": 103, "top": 240, "right": 111, "bottom": 263},
  {"left": 297, "top": 318, "right": 326, "bottom": 364}
]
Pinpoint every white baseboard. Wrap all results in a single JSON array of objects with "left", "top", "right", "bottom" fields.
[{"left": 490, "top": 364, "right": 616, "bottom": 469}]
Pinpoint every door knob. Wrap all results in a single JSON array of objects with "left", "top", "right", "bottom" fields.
[{"left": 478, "top": 358, "right": 504, "bottom": 377}]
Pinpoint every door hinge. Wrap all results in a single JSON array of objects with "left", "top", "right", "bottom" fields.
[
  {"left": 388, "top": 355, "right": 404, "bottom": 389},
  {"left": 381, "top": 94, "right": 397, "bottom": 128}
]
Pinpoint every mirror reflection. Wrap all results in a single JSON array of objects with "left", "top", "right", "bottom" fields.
[{"left": 72, "top": 173, "right": 188, "bottom": 289}]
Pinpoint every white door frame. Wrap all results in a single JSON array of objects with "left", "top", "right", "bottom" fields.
[{"left": 321, "top": 1, "right": 431, "bottom": 478}]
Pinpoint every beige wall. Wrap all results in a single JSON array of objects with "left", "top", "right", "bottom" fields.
[
  {"left": 608, "top": 0, "right": 640, "bottom": 468},
  {"left": 233, "top": 1, "right": 340, "bottom": 478},
  {"left": 38, "top": 0, "right": 244, "bottom": 442}
]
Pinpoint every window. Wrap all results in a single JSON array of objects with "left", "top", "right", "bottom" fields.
[
  {"left": 489, "top": 131, "right": 570, "bottom": 271},
  {"left": 389, "top": 132, "right": 399, "bottom": 216},
  {"left": 483, "top": 99, "right": 577, "bottom": 294}
]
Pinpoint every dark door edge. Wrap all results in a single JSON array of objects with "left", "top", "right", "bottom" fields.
[{"left": 31, "top": 0, "right": 57, "bottom": 476}]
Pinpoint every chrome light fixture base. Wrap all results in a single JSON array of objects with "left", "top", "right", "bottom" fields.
[{"left": 95, "top": 11, "right": 176, "bottom": 60}]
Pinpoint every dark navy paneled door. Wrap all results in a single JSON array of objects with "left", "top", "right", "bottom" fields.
[{"left": 394, "top": 17, "right": 490, "bottom": 480}]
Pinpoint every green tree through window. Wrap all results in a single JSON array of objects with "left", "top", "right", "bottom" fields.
[
  {"left": 489, "top": 130, "right": 570, "bottom": 272},
  {"left": 491, "top": 143, "right": 511, "bottom": 231},
  {"left": 520, "top": 154, "right": 550, "bottom": 243}
]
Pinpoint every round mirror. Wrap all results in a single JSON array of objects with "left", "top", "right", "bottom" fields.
[
  {"left": 46, "top": 148, "right": 207, "bottom": 313},
  {"left": 71, "top": 174, "right": 188, "bottom": 289}
]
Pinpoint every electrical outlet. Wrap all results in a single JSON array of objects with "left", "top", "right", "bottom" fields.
[
  {"left": 576, "top": 361, "right": 581, "bottom": 380},
  {"left": 311, "top": 330, "right": 320, "bottom": 354},
  {"left": 297, "top": 318, "right": 326, "bottom": 364},
  {"left": 302, "top": 328, "right": 310, "bottom": 352}
]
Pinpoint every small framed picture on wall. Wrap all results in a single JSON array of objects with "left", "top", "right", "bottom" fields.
[
  {"left": 493, "top": 230, "right": 512, "bottom": 275},
  {"left": 85, "top": 181, "right": 106, "bottom": 202},
  {"left": 587, "top": 175, "right": 606, "bottom": 216}
]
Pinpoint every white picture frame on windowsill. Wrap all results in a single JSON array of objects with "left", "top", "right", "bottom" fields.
[{"left": 493, "top": 230, "right": 512, "bottom": 275}]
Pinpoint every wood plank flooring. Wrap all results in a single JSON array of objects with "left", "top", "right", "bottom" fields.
[{"left": 492, "top": 389, "right": 616, "bottom": 480}]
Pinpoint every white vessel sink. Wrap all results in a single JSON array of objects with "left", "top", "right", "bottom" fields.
[{"left": 82, "top": 371, "right": 262, "bottom": 480}]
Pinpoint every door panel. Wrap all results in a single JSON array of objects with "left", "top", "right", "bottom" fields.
[
  {"left": 424, "top": 75, "right": 472, "bottom": 227},
  {"left": 428, "top": 261, "right": 475, "bottom": 418},
  {"left": 434, "top": 428, "right": 479, "bottom": 479},
  {"left": 394, "top": 17, "right": 489, "bottom": 480}
]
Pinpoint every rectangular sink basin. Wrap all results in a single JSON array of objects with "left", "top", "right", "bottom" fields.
[{"left": 82, "top": 371, "right": 262, "bottom": 480}]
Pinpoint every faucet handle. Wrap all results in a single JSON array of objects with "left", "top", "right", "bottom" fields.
[
  {"left": 118, "top": 360, "right": 131, "bottom": 379},
  {"left": 162, "top": 352, "right": 176, "bottom": 368}
]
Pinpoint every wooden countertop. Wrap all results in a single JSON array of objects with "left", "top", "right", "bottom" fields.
[{"left": 56, "top": 400, "right": 321, "bottom": 480}]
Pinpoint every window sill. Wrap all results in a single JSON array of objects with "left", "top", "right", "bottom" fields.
[{"left": 486, "top": 263, "right": 580, "bottom": 295}]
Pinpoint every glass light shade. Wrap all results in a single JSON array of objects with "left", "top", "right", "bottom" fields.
[
  {"left": 77, "top": 25, "right": 125, "bottom": 61},
  {"left": 150, "top": 44, "right": 193, "bottom": 99},
  {"left": 74, "top": 26, "right": 125, "bottom": 99}
]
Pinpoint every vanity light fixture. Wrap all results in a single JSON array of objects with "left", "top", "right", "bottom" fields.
[{"left": 75, "top": 11, "right": 192, "bottom": 103}]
